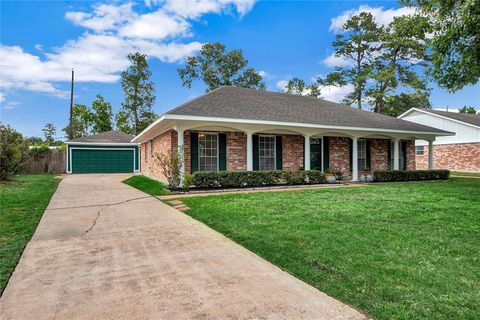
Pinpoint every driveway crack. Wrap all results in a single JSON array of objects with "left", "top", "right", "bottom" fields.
[{"left": 80, "top": 196, "right": 152, "bottom": 237}]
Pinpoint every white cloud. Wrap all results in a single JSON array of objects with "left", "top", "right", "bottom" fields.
[
  {"left": 119, "top": 11, "right": 190, "bottom": 40},
  {"left": 276, "top": 79, "right": 288, "bottom": 91},
  {"left": 0, "top": 92, "right": 5, "bottom": 103},
  {"left": 319, "top": 84, "right": 354, "bottom": 103},
  {"left": 276, "top": 77, "right": 354, "bottom": 103},
  {"left": 2, "top": 1, "right": 257, "bottom": 98},
  {"left": 163, "top": 0, "right": 256, "bottom": 19},
  {"left": 322, "top": 53, "right": 352, "bottom": 68},
  {"left": 329, "top": 5, "right": 415, "bottom": 32},
  {"left": 65, "top": 3, "right": 135, "bottom": 32},
  {"left": 2, "top": 101, "right": 20, "bottom": 110}
]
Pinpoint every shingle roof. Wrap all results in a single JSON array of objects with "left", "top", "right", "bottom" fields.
[
  {"left": 67, "top": 130, "right": 135, "bottom": 143},
  {"left": 419, "top": 109, "right": 480, "bottom": 127},
  {"left": 167, "top": 86, "right": 449, "bottom": 134}
]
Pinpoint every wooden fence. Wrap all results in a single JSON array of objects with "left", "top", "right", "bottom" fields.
[{"left": 23, "top": 149, "right": 66, "bottom": 173}]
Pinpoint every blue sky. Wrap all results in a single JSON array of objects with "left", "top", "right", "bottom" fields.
[{"left": 1, "top": 0, "right": 479, "bottom": 139}]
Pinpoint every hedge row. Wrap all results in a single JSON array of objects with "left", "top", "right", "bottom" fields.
[
  {"left": 185, "top": 170, "right": 326, "bottom": 189},
  {"left": 373, "top": 169, "right": 450, "bottom": 182}
]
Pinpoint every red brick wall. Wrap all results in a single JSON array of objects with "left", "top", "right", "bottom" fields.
[
  {"left": 140, "top": 130, "right": 177, "bottom": 181},
  {"left": 282, "top": 135, "right": 304, "bottom": 170},
  {"left": 144, "top": 130, "right": 418, "bottom": 179},
  {"left": 371, "top": 139, "right": 389, "bottom": 171},
  {"left": 405, "top": 140, "right": 416, "bottom": 170},
  {"left": 327, "top": 137, "right": 415, "bottom": 180},
  {"left": 328, "top": 137, "right": 351, "bottom": 179},
  {"left": 416, "top": 142, "right": 480, "bottom": 172},
  {"left": 227, "top": 132, "right": 247, "bottom": 171}
]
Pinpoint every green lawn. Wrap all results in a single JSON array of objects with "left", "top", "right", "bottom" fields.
[
  {"left": 0, "top": 174, "right": 60, "bottom": 292},
  {"left": 123, "top": 175, "right": 170, "bottom": 196},
  {"left": 451, "top": 171, "right": 480, "bottom": 177},
  {"left": 181, "top": 178, "right": 480, "bottom": 320}
]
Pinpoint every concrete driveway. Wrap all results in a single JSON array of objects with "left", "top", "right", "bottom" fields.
[{"left": 1, "top": 174, "right": 366, "bottom": 320}]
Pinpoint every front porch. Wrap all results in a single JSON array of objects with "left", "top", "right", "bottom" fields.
[{"left": 139, "top": 120, "right": 436, "bottom": 182}]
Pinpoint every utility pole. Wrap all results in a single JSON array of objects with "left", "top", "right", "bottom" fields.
[{"left": 68, "top": 69, "right": 74, "bottom": 140}]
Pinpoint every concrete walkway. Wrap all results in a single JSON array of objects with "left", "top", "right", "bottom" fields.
[{"left": 1, "top": 174, "right": 366, "bottom": 320}]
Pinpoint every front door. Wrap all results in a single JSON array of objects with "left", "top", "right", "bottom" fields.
[{"left": 310, "top": 138, "right": 322, "bottom": 171}]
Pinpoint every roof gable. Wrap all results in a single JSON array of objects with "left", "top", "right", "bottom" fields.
[{"left": 407, "top": 109, "right": 480, "bottom": 128}]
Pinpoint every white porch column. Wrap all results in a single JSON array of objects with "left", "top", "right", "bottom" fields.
[
  {"left": 177, "top": 129, "right": 185, "bottom": 180},
  {"left": 428, "top": 140, "right": 434, "bottom": 170},
  {"left": 304, "top": 135, "right": 311, "bottom": 170},
  {"left": 393, "top": 138, "right": 400, "bottom": 170},
  {"left": 246, "top": 132, "right": 253, "bottom": 171},
  {"left": 351, "top": 137, "right": 359, "bottom": 182}
]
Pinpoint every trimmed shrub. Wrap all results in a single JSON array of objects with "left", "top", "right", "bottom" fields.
[
  {"left": 373, "top": 170, "right": 450, "bottom": 182},
  {"left": 188, "top": 170, "right": 325, "bottom": 189}
]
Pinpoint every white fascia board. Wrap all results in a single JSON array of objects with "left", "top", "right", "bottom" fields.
[
  {"left": 131, "top": 115, "right": 166, "bottom": 142},
  {"left": 66, "top": 142, "right": 139, "bottom": 146},
  {"left": 164, "top": 114, "right": 453, "bottom": 136},
  {"left": 399, "top": 108, "right": 480, "bottom": 130}
]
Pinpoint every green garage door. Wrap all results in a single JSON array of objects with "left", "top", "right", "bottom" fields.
[{"left": 72, "top": 149, "right": 134, "bottom": 173}]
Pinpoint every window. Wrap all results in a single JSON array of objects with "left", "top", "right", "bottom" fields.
[
  {"left": 357, "top": 139, "right": 368, "bottom": 171},
  {"left": 390, "top": 141, "right": 406, "bottom": 170},
  {"left": 150, "top": 140, "right": 154, "bottom": 157},
  {"left": 199, "top": 133, "right": 218, "bottom": 171},
  {"left": 415, "top": 146, "right": 424, "bottom": 155},
  {"left": 259, "top": 136, "right": 276, "bottom": 170}
]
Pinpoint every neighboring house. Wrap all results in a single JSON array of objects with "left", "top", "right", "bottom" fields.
[
  {"left": 132, "top": 86, "right": 451, "bottom": 181},
  {"left": 65, "top": 131, "right": 140, "bottom": 173},
  {"left": 398, "top": 108, "right": 480, "bottom": 172}
]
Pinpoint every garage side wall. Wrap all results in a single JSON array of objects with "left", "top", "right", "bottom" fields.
[{"left": 67, "top": 144, "right": 139, "bottom": 173}]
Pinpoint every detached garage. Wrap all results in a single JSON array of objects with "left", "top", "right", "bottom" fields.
[{"left": 66, "top": 131, "right": 139, "bottom": 174}]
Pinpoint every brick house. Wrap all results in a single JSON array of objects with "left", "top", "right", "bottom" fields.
[
  {"left": 132, "top": 86, "right": 451, "bottom": 182},
  {"left": 398, "top": 108, "right": 480, "bottom": 172}
]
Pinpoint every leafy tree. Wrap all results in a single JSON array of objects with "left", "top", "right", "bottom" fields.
[
  {"left": 91, "top": 94, "right": 113, "bottom": 134},
  {"left": 25, "top": 136, "right": 44, "bottom": 145},
  {"left": 383, "top": 91, "right": 431, "bottom": 117},
  {"left": 63, "top": 104, "right": 93, "bottom": 139},
  {"left": 285, "top": 77, "right": 322, "bottom": 98},
  {"left": 42, "top": 123, "right": 56, "bottom": 144},
  {"left": 320, "top": 12, "right": 382, "bottom": 109},
  {"left": 286, "top": 78, "right": 306, "bottom": 95},
  {"left": 178, "top": 42, "right": 266, "bottom": 92},
  {"left": 402, "top": 0, "right": 480, "bottom": 91},
  {"left": 119, "top": 52, "right": 157, "bottom": 135},
  {"left": 156, "top": 146, "right": 184, "bottom": 190},
  {"left": 0, "top": 124, "right": 29, "bottom": 180},
  {"left": 458, "top": 106, "right": 478, "bottom": 114},
  {"left": 367, "top": 14, "right": 431, "bottom": 113}
]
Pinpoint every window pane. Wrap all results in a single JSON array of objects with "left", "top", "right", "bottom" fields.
[
  {"left": 259, "top": 136, "right": 276, "bottom": 170},
  {"left": 415, "top": 146, "right": 424, "bottom": 155},
  {"left": 198, "top": 132, "right": 218, "bottom": 171},
  {"left": 357, "top": 139, "right": 367, "bottom": 171}
]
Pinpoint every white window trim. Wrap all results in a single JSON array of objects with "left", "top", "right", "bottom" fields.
[
  {"left": 259, "top": 135, "right": 276, "bottom": 171},
  {"left": 198, "top": 132, "right": 220, "bottom": 172},
  {"left": 68, "top": 147, "right": 138, "bottom": 174}
]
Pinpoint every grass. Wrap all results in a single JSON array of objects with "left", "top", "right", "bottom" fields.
[
  {"left": 0, "top": 174, "right": 60, "bottom": 292},
  {"left": 123, "top": 175, "right": 170, "bottom": 196},
  {"left": 451, "top": 171, "right": 480, "bottom": 177},
  {"left": 181, "top": 178, "right": 480, "bottom": 320}
]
